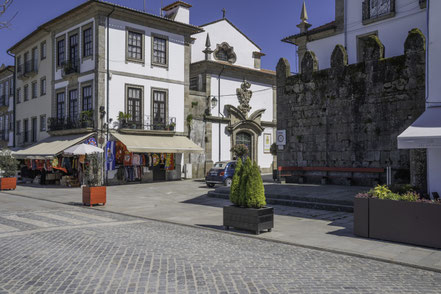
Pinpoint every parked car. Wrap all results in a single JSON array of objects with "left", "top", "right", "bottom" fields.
[{"left": 205, "top": 161, "right": 237, "bottom": 187}]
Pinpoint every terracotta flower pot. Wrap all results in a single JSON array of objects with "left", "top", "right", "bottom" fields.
[
  {"left": 0, "top": 177, "right": 17, "bottom": 190},
  {"left": 82, "top": 186, "right": 106, "bottom": 207}
]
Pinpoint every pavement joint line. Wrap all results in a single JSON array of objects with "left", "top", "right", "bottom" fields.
[
  {"left": 2, "top": 189, "right": 441, "bottom": 274},
  {"left": 0, "top": 220, "right": 146, "bottom": 238}
]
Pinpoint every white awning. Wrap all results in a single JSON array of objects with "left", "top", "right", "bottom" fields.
[
  {"left": 13, "top": 133, "right": 94, "bottom": 159},
  {"left": 111, "top": 132, "right": 204, "bottom": 153},
  {"left": 398, "top": 107, "right": 441, "bottom": 149}
]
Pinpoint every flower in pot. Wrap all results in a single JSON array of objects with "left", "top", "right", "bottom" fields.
[
  {"left": 117, "top": 111, "right": 131, "bottom": 129},
  {"left": 224, "top": 157, "right": 273, "bottom": 234},
  {"left": 168, "top": 122, "right": 176, "bottom": 131},
  {"left": 82, "top": 153, "right": 106, "bottom": 207},
  {"left": 0, "top": 149, "right": 18, "bottom": 190}
]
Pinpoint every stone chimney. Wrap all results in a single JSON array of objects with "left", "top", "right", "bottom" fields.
[{"left": 162, "top": 1, "right": 192, "bottom": 24}]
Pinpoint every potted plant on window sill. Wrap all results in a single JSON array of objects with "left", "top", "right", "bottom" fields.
[
  {"left": 0, "top": 149, "right": 18, "bottom": 190},
  {"left": 224, "top": 157, "right": 273, "bottom": 235},
  {"left": 117, "top": 111, "right": 131, "bottom": 129},
  {"left": 82, "top": 153, "right": 106, "bottom": 207}
]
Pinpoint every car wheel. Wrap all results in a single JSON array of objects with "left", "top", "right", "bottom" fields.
[
  {"left": 224, "top": 178, "right": 232, "bottom": 187},
  {"left": 206, "top": 183, "right": 215, "bottom": 188}
]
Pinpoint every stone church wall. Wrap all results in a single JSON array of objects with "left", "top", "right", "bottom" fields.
[{"left": 276, "top": 29, "right": 427, "bottom": 188}]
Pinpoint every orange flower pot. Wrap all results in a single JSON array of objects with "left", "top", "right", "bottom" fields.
[
  {"left": 82, "top": 186, "right": 106, "bottom": 207},
  {"left": 0, "top": 177, "right": 17, "bottom": 190}
]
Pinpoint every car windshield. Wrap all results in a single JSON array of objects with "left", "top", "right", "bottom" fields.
[{"left": 214, "top": 163, "right": 226, "bottom": 168}]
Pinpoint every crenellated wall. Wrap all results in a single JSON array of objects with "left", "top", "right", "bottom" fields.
[{"left": 276, "top": 29, "right": 427, "bottom": 188}]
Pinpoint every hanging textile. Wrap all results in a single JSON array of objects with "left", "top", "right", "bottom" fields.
[
  {"left": 85, "top": 137, "right": 98, "bottom": 146},
  {"left": 132, "top": 154, "right": 141, "bottom": 166},
  {"left": 36, "top": 160, "right": 44, "bottom": 170},
  {"left": 105, "top": 141, "right": 116, "bottom": 171},
  {"left": 52, "top": 158, "right": 59, "bottom": 168},
  {"left": 160, "top": 153, "right": 165, "bottom": 164},
  {"left": 115, "top": 141, "right": 127, "bottom": 164},
  {"left": 152, "top": 154, "right": 159, "bottom": 166},
  {"left": 79, "top": 155, "right": 85, "bottom": 164},
  {"left": 123, "top": 152, "right": 133, "bottom": 166}
]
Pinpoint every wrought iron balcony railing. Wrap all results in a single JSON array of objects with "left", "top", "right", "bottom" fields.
[
  {"left": 117, "top": 116, "right": 177, "bottom": 131},
  {"left": 48, "top": 116, "right": 94, "bottom": 132}
]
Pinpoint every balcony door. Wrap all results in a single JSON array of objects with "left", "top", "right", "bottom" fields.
[
  {"left": 32, "top": 117, "right": 37, "bottom": 143},
  {"left": 152, "top": 90, "right": 166, "bottom": 130}
]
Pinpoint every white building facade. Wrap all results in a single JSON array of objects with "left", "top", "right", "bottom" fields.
[
  {"left": 0, "top": 65, "right": 14, "bottom": 147},
  {"left": 188, "top": 18, "right": 276, "bottom": 177},
  {"left": 283, "top": 0, "right": 427, "bottom": 71},
  {"left": 9, "top": 0, "right": 204, "bottom": 183}
]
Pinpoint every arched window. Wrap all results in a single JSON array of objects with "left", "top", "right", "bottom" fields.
[{"left": 236, "top": 132, "right": 252, "bottom": 158}]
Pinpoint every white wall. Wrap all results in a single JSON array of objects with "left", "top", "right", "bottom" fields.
[
  {"left": 54, "top": 18, "right": 96, "bottom": 81},
  {"left": 15, "top": 33, "right": 52, "bottom": 144},
  {"left": 107, "top": 18, "right": 185, "bottom": 82},
  {"left": 427, "top": 148, "right": 441, "bottom": 195},
  {"left": 192, "top": 20, "right": 260, "bottom": 69},
  {"left": 108, "top": 75, "right": 185, "bottom": 132},
  {"left": 209, "top": 76, "right": 274, "bottom": 169},
  {"left": 428, "top": 0, "right": 441, "bottom": 104},
  {"left": 306, "top": 0, "right": 426, "bottom": 69}
]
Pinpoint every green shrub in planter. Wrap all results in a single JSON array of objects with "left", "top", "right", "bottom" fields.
[
  {"left": 229, "top": 157, "right": 266, "bottom": 208},
  {"left": 0, "top": 149, "right": 19, "bottom": 178}
]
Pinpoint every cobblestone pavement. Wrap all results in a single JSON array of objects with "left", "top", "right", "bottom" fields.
[{"left": 0, "top": 205, "right": 441, "bottom": 294}]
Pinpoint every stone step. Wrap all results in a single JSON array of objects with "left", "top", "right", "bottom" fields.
[{"left": 207, "top": 191, "right": 354, "bottom": 213}]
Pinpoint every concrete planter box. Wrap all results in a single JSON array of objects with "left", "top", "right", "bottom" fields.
[
  {"left": 223, "top": 205, "right": 274, "bottom": 235},
  {"left": 354, "top": 197, "right": 441, "bottom": 248},
  {"left": 0, "top": 177, "right": 17, "bottom": 190},
  {"left": 82, "top": 186, "right": 106, "bottom": 207}
]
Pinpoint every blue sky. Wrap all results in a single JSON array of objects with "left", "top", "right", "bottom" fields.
[{"left": 0, "top": 0, "right": 335, "bottom": 71}]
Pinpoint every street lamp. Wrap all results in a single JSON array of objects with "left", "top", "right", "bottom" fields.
[{"left": 210, "top": 96, "right": 218, "bottom": 109}]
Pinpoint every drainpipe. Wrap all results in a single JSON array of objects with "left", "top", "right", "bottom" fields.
[
  {"left": 105, "top": 6, "right": 116, "bottom": 185},
  {"left": 6, "top": 51, "right": 15, "bottom": 148},
  {"left": 218, "top": 66, "right": 225, "bottom": 162}
]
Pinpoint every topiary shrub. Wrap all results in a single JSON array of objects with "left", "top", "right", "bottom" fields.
[
  {"left": 229, "top": 158, "right": 243, "bottom": 205},
  {"left": 0, "top": 149, "right": 19, "bottom": 178},
  {"left": 230, "top": 144, "right": 249, "bottom": 160},
  {"left": 229, "top": 157, "right": 266, "bottom": 208}
]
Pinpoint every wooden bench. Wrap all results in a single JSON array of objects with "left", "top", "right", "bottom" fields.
[{"left": 278, "top": 166, "right": 385, "bottom": 185}]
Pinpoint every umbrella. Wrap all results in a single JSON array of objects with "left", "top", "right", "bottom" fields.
[{"left": 63, "top": 144, "right": 103, "bottom": 155}]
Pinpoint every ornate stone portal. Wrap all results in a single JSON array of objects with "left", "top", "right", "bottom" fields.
[{"left": 225, "top": 80, "right": 265, "bottom": 163}]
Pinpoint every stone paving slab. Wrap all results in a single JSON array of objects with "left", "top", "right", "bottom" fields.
[
  {"left": 1, "top": 180, "right": 441, "bottom": 273},
  {"left": 0, "top": 204, "right": 441, "bottom": 293}
]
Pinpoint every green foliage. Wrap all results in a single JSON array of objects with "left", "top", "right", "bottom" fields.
[
  {"left": 230, "top": 144, "right": 249, "bottom": 159},
  {"left": 0, "top": 149, "right": 18, "bottom": 178},
  {"left": 229, "top": 157, "right": 266, "bottom": 208},
  {"left": 229, "top": 158, "right": 243, "bottom": 205},
  {"left": 368, "top": 184, "right": 421, "bottom": 202},
  {"left": 270, "top": 143, "right": 278, "bottom": 156}
]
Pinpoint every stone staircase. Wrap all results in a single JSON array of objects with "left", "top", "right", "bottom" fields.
[{"left": 208, "top": 189, "right": 354, "bottom": 213}]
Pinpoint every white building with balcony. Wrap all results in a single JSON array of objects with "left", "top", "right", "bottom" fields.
[
  {"left": 10, "top": 0, "right": 203, "bottom": 183},
  {"left": 0, "top": 65, "right": 14, "bottom": 147}
]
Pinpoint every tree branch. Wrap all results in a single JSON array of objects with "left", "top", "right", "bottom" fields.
[{"left": 0, "top": 0, "right": 15, "bottom": 29}]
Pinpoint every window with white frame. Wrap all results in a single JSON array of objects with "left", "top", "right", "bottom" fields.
[
  {"left": 16, "top": 88, "right": 21, "bottom": 104},
  {"left": 69, "top": 89, "right": 78, "bottom": 120},
  {"left": 31, "top": 81, "right": 37, "bottom": 98},
  {"left": 24, "top": 85, "right": 29, "bottom": 101},
  {"left": 40, "top": 115, "right": 46, "bottom": 131},
  {"left": 40, "top": 77, "right": 46, "bottom": 96},
  {"left": 57, "top": 38, "right": 65, "bottom": 67},
  {"left": 41, "top": 41, "right": 47, "bottom": 60},
  {"left": 57, "top": 92, "right": 65, "bottom": 119}
]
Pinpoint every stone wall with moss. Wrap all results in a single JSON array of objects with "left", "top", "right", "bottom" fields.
[{"left": 276, "top": 29, "right": 427, "bottom": 188}]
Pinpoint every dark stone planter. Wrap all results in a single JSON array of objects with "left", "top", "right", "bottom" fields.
[
  {"left": 354, "top": 197, "right": 441, "bottom": 248},
  {"left": 223, "top": 205, "right": 274, "bottom": 235}
]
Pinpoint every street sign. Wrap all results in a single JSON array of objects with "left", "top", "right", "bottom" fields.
[{"left": 276, "top": 130, "right": 286, "bottom": 146}]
